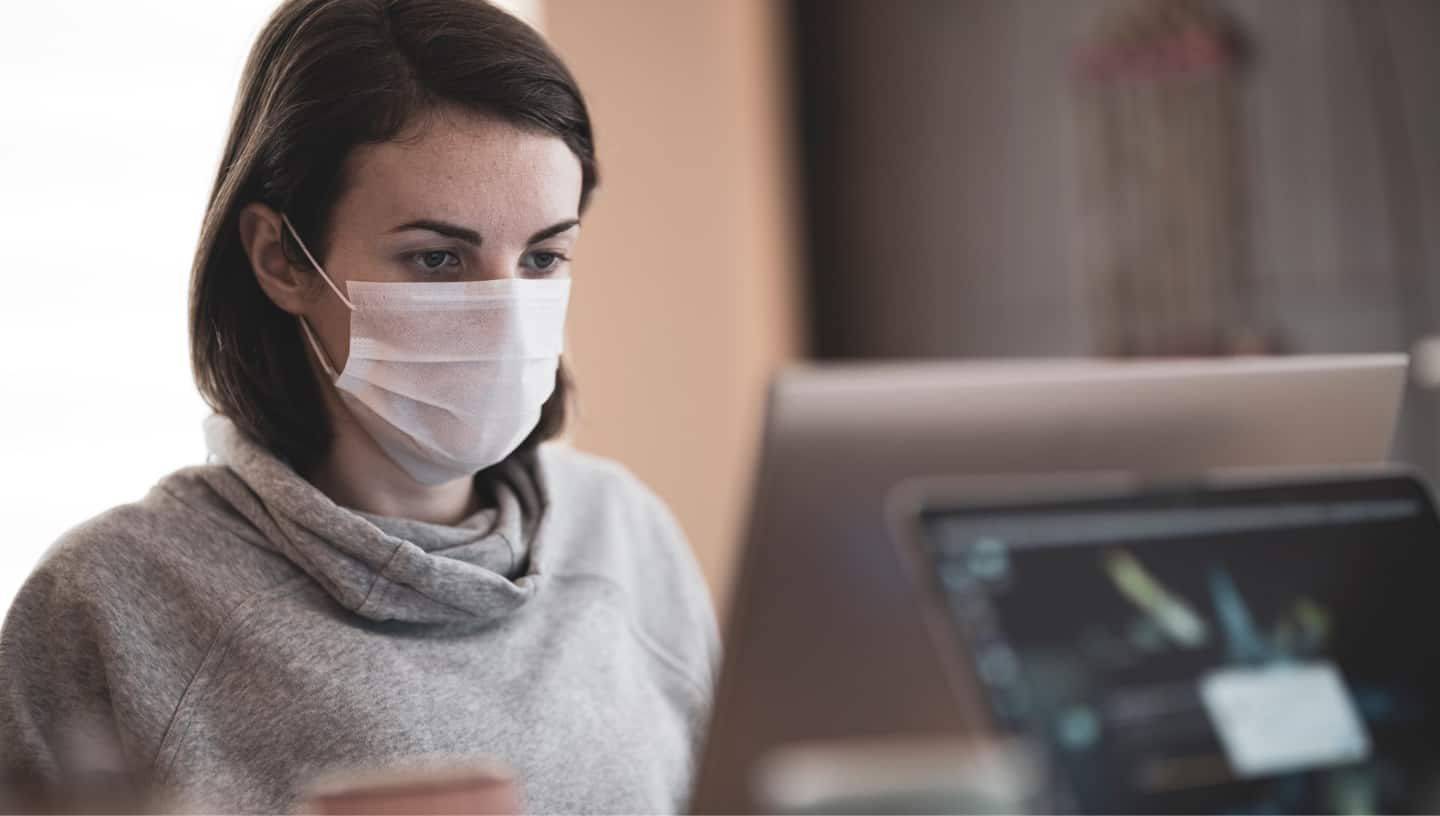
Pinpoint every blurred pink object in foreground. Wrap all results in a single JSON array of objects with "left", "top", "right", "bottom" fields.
[{"left": 298, "top": 758, "right": 521, "bottom": 815}]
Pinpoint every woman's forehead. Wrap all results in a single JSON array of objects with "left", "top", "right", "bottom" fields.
[{"left": 336, "top": 111, "right": 583, "bottom": 237}]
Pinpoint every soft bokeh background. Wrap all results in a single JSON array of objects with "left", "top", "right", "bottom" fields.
[{"left": 2, "top": 0, "right": 1437, "bottom": 618}]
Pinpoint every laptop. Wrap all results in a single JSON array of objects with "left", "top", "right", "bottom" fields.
[
  {"left": 894, "top": 470, "right": 1440, "bottom": 813},
  {"left": 690, "top": 354, "right": 1408, "bottom": 813}
]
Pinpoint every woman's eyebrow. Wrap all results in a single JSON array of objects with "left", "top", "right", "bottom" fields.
[
  {"left": 387, "top": 219, "right": 579, "bottom": 246},
  {"left": 527, "top": 219, "right": 580, "bottom": 245},
  {"left": 389, "top": 219, "right": 482, "bottom": 245}
]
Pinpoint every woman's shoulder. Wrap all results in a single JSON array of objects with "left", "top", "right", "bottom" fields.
[
  {"left": 18, "top": 464, "right": 303, "bottom": 631},
  {"left": 0, "top": 465, "right": 309, "bottom": 781},
  {"left": 537, "top": 443, "right": 651, "bottom": 497},
  {"left": 536, "top": 444, "right": 691, "bottom": 558},
  {"left": 535, "top": 444, "right": 721, "bottom": 697}
]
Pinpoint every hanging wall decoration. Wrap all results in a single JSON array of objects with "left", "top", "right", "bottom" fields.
[{"left": 1074, "top": 0, "right": 1259, "bottom": 356}]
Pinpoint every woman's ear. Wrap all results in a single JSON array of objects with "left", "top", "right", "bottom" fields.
[{"left": 239, "top": 202, "right": 314, "bottom": 315}]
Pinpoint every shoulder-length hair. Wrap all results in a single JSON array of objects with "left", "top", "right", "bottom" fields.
[{"left": 190, "top": 0, "right": 596, "bottom": 516}]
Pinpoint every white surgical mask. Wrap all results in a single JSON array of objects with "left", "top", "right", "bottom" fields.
[{"left": 282, "top": 214, "right": 569, "bottom": 485}]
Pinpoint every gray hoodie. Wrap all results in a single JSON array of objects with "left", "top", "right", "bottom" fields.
[{"left": 0, "top": 416, "right": 719, "bottom": 813}]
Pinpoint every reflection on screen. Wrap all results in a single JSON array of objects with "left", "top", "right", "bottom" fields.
[{"left": 927, "top": 489, "right": 1440, "bottom": 814}]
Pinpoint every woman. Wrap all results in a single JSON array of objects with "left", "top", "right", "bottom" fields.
[{"left": 0, "top": 0, "right": 718, "bottom": 812}]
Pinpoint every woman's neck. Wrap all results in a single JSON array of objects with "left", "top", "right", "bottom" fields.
[{"left": 304, "top": 390, "right": 477, "bottom": 526}]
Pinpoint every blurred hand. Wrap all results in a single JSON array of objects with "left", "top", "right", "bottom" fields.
[{"left": 296, "top": 758, "right": 521, "bottom": 816}]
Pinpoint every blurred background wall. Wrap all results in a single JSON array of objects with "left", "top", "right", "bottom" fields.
[
  {"left": 793, "top": 0, "right": 1440, "bottom": 471},
  {"left": 546, "top": 0, "right": 805, "bottom": 612},
  {"left": 796, "top": 0, "right": 1436, "bottom": 361}
]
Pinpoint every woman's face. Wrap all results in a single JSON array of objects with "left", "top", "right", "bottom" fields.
[{"left": 302, "top": 106, "right": 584, "bottom": 375}]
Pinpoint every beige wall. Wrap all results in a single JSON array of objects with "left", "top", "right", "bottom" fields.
[{"left": 545, "top": 0, "right": 804, "bottom": 612}]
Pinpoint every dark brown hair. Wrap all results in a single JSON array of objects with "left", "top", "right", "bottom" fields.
[{"left": 189, "top": 0, "right": 596, "bottom": 515}]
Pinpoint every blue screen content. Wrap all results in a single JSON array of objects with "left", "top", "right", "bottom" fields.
[{"left": 924, "top": 480, "right": 1440, "bottom": 814}]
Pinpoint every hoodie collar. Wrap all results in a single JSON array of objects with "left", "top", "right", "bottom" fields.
[{"left": 200, "top": 415, "right": 541, "bottom": 624}]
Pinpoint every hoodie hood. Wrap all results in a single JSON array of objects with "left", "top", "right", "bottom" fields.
[{"left": 198, "top": 414, "right": 540, "bottom": 625}]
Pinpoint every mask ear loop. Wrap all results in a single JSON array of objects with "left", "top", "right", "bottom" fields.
[
  {"left": 296, "top": 314, "right": 342, "bottom": 381},
  {"left": 280, "top": 213, "right": 355, "bottom": 309},
  {"left": 281, "top": 213, "right": 353, "bottom": 380}
]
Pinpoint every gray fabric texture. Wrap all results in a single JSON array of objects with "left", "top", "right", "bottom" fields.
[{"left": 0, "top": 415, "right": 720, "bottom": 813}]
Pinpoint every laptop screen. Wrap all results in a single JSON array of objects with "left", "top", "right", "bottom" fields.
[{"left": 918, "top": 474, "right": 1440, "bottom": 814}]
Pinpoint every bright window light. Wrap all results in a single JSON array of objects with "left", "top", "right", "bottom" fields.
[{"left": 0, "top": 1, "right": 281, "bottom": 612}]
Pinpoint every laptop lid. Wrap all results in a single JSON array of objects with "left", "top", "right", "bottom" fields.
[{"left": 691, "top": 354, "right": 1408, "bottom": 813}]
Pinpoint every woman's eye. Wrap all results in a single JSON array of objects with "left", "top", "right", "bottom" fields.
[
  {"left": 413, "top": 250, "right": 461, "bottom": 273},
  {"left": 523, "top": 251, "right": 568, "bottom": 275}
]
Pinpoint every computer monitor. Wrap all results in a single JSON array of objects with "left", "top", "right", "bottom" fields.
[
  {"left": 690, "top": 354, "right": 1408, "bottom": 813},
  {"left": 899, "top": 470, "right": 1440, "bottom": 813}
]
